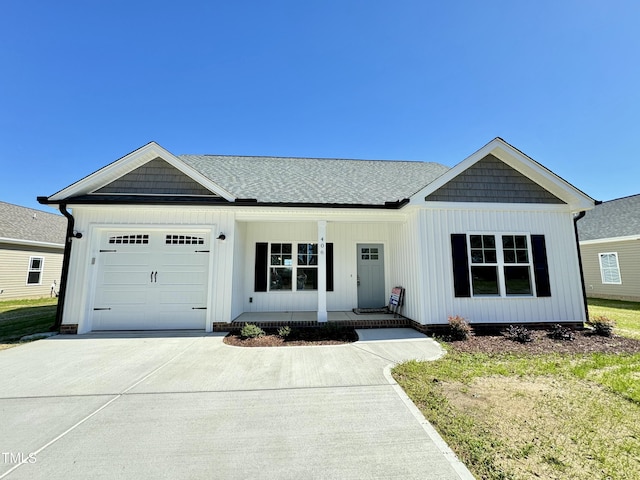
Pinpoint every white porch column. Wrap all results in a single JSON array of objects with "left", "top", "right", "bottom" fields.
[{"left": 317, "top": 220, "right": 328, "bottom": 322}]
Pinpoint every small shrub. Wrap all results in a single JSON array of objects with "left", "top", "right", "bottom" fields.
[
  {"left": 588, "top": 315, "right": 615, "bottom": 337},
  {"left": 548, "top": 324, "right": 575, "bottom": 341},
  {"left": 447, "top": 315, "right": 471, "bottom": 340},
  {"left": 277, "top": 325, "right": 292, "bottom": 338},
  {"left": 240, "top": 323, "right": 265, "bottom": 339},
  {"left": 505, "top": 325, "right": 533, "bottom": 343}
]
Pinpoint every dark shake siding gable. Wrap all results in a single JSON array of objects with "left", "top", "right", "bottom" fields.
[
  {"left": 95, "top": 158, "right": 217, "bottom": 196},
  {"left": 426, "top": 155, "right": 566, "bottom": 204}
]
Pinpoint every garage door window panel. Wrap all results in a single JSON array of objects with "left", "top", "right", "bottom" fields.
[{"left": 109, "top": 234, "right": 149, "bottom": 244}]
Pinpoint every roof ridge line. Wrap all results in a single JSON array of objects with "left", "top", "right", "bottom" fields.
[{"left": 178, "top": 153, "right": 443, "bottom": 164}]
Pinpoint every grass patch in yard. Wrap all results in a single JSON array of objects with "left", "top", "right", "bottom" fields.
[
  {"left": 588, "top": 298, "right": 640, "bottom": 339},
  {"left": 393, "top": 352, "right": 640, "bottom": 479},
  {"left": 0, "top": 298, "right": 57, "bottom": 349}
]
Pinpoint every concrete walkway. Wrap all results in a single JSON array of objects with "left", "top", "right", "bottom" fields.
[{"left": 0, "top": 329, "right": 474, "bottom": 479}]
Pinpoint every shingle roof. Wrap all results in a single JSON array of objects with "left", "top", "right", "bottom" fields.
[
  {"left": 0, "top": 202, "right": 67, "bottom": 245},
  {"left": 178, "top": 155, "right": 450, "bottom": 205},
  {"left": 577, "top": 194, "right": 640, "bottom": 241}
]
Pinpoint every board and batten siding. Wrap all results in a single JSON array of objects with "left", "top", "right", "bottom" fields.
[
  {"left": 387, "top": 210, "right": 424, "bottom": 322},
  {"left": 0, "top": 244, "right": 63, "bottom": 299},
  {"left": 580, "top": 240, "right": 640, "bottom": 302},
  {"left": 63, "top": 206, "right": 237, "bottom": 333},
  {"left": 416, "top": 206, "right": 586, "bottom": 324},
  {"left": 241, "top": 221, "right": 396, "bottom": 314}
]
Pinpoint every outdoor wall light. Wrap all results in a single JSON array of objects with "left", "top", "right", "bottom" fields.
[
  {"left": 217, "top": 233, "right": 226, "bottom": 241},
  {"left": 71, "top": 231, "right": 83, "bottom": 239}
]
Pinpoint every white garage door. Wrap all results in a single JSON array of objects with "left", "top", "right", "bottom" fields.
[{"left": 92, "top": 230, "right": 210, "bottom": 330}]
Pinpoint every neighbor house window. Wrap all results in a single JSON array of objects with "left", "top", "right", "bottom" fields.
[
  {"left": 27, "top": 256, "right": 44, "bottom": 285},
  {"left": 255, "top": 242, "right": 333, "bottom": 292},
  {"left": 599, "top": 252, "right": 621, "bottom": 284},
  {"left": 451, "top": 233, "right": 549, "bottom": 298}
]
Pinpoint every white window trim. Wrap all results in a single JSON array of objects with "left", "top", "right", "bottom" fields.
[
  {"left": 467, "top": 232, "right": 535, "bottom": 298},
  {"left": 599, "top": 252, "right": 622, "bottom": 285},
  {"left": 26, "top": 256, "right": 45, "bottom": 286},
  {"left": 268, "top": 242, "right": 319, "bottom": 293}
]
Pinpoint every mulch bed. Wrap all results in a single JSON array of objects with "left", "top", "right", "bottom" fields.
[
  {"left": 224, "top": 327, "right": 358, "bottom": 347},
  {"left": 224, "top": 325, "right": 640, "bottom": 354},
  {"left": 447, "top": 328, "right": 640, "bottom": 355}
]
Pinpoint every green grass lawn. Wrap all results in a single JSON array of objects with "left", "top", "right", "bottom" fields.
[
  {"left": 588, "top": 297, "right": 640, "bottom": 339},
  {"left": 0, "top": 297, "right": 57, "bottom": 346},
  {"left": 393, "top": 299, "right": 640, "bottom": 480}
]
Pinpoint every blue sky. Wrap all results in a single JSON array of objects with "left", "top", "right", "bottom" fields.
[{"left": 1, "top": 1, "right": 639, "bottom": 211}]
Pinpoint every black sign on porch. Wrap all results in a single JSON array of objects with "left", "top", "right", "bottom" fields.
[{"left": 388, "top": 286, "right": 405, "bottom": 318}]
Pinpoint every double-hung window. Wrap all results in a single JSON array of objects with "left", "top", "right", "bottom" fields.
[
  {"left": 452, "top": 233, "right": 550, "bottom": 298},
  {"left": 599, "top": 252, "right": 621, "bottom": 284},
  {"left": 27, "top": 256, "right": 44, "bottom": 285},
  {"left": 501, "top": 235, "right": 533, "bottom": 295},
  {"left": 269, "top": 243, "right": 293, "bottom": 290},
  {"left": 296, "top": 243, "right": 318, "bottom": 290},
  {"left": 255, "top": 242, "right": 332, "bottom": 292}
]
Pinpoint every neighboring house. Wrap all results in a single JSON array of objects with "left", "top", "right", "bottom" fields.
[
  {"left": 0, "top": 201, "right": 66, "bottom": 299},
  {"left": 577, "top": 194, "right": 640, "bottom": 302},
  {"left": 37, "top": 138, "right": 594, "bottom": 334}
]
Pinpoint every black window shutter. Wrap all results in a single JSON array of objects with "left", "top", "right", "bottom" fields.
[
  {"left": 451, "top": 234, "right": 471, "bottom": 297},
  {"left": 326, "top": 243, "right": 334, "bottom": 292},
  {"left": 254, "top": 243, "right": 268, "bottom": 292},
  {"left": 531, "top": 235, "right": 551, "bottom": 297}
]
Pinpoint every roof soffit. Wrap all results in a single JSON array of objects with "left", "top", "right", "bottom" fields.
[{"left": 48, "top": 142, "right": 236, "bottom": 202}]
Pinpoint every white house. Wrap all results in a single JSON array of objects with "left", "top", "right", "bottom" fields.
[{"left": 38, "top": 138, "right": 594, "bottom": 334}]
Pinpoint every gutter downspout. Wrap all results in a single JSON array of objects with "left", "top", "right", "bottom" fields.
[
  {"left": 54, "top": 204, "right": 75, "bottom": 332},
  {"left": 573, "top": 203, "right": 601, "bottom": 323}
]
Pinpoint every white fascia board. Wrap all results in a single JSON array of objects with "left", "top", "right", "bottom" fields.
[
  {"left": 49, "top": 142, "right": 236, "bottom": 202},
  {"left": 233, "top": 206, "right": 408, "bottom": 223},
  {"left": 416, "top": 201, "right": 571, "bottom": 213},
  {"left": 0, "top": 237, "right": 65, "bottom": 249},
  {"left": 410, "top": 138, "right": 595, "bottom": 213},
  {"left": 580, "top": 235, "right": 640, "bottom": 245}
]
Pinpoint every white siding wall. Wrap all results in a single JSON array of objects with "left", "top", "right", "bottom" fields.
[
  {"left": 230, "top": 221, "right": 247, "bottom": 320},
  {"left": 242, "top": 221, "right": 397, "bottom": 313},
  {"left": 417, "top": 206, "right": 586, "bottom": 324},
  {"left": 64, "top": 206, "right": 237, "bottom": 332},
  {"left": 62, "top": 204, "right": 585, "bottom": 330},
  {"left": 328, "top": 222, "right": 394, "bottom": 311},
  {"left": 387, "top": 211, "right": 424, "bottom": 321}
]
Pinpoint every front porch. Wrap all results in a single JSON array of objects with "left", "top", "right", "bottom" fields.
[{"left": 212, "top": 310, "right": 413, "bottom": 332}]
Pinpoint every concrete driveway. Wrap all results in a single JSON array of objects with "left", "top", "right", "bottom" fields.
[{"left": 0, "top": 329, "right": 473, "bottom": 479}]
